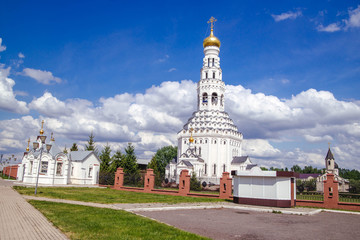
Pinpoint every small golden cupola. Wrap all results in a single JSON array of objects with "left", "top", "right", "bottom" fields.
[
  {"left": 189, "top": 128, "right": 194, "bottom": 143},
  {"left": 26, "top": 138, "right": 30, "bottom": 152},
  {"left": 203, "top": 17, "right": 221, "bottom": 48},
  {"left": 39, "top": 120, "right": 44, "bottom": 135}
]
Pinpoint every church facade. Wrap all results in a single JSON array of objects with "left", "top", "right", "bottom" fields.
[
  {"left": 166, "top": 18, "right": 258, "bottom": 184},
  {"left": 17, "top": 124, "right": 100, "bottom": 186}
]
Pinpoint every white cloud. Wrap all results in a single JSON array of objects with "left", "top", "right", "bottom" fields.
[
  {"left": 156, "top": 54, "right": 169, "bottom": 63},
  {"left": 29, "top": 92, "right": 72, "bottom": 117},
  {"left": 0, "top": 38, "right": 6, "bottom": 52},
  {"left": 1, "top": 80, "right": 360, "bottom": 169},
  {"left": 21, "top": 68, "right": 62, "bottom": 85},
  {"left": 271, "top": 10, "right": 302, "bottom": 22},
  {"left": 18, "top": 52, "right": 25, "bottom": 58},
  {"left": 168, "top": 68, "right": 176, "bottom": 72},
  {"left": 345, "top": 5, "right": 360, "bottom": 28},
  {"left": 317, "top": 5, "right": 360, "bottom": 32},
  {"left": 0, "top": 65, "right": 29, "bottom": 114},
  {"left": 14, "top": 90, "right": 28, "bottom": 97},
  {"left": 317, "top": 23, "right": 341, "bottom": 32}
]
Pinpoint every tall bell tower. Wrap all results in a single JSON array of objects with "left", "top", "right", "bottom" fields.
[{"left": 198, "top": 17, "right": 225, "bottom": 112}]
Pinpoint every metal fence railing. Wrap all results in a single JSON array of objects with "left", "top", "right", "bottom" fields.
[
  {"left": 123, "top": 171, "right": 145, "bottom": 188},
  {"left": 296, "top": 192, "right": 324, "bottom": 201},
  {"left": 339, "top": 193, "right": 360, "bottom": 203}
]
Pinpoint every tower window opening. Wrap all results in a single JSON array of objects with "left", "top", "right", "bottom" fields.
[
  {"left": 213, "top": 72, "right": 215, "bottom": 78},
  {"left": 220, "top": 94, "right": 224, "bottom": 106},
  {"left": 205, "top": 164, "right": 207, "bottom": 175},
  {"left": 214, "top": 164, "right": 217, "bottom": 175},
  {"left": 212, "top": 58, "right": 215, "bottom": 67},
  {"left": 223, "top": 164, "right": 226, "bottom": 173},
  {"left": 205, "top": 72, "right": 208, "bottom": 79},
  {"left": 208, "top": 58, "right": 210, "bottom": 67},
  {"left": 202, "top": 93, "right": 208, "bottom": 103},
  {"left": 211, "top": 92, "right": 218, "bottom": 105}
]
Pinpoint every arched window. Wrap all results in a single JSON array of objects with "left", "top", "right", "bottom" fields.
[
  {"left": 213, "top": 72, "right": 215, "bottom": 78},
  {"left": 212, "top": 93, "right": 218, "bottom": 105},
  {"left": 220, "top": 94, "right": 224, "bottom": 106},
  {"left": 213, "top": 164, "right": 217, "bottom": 175},
  {"left": 205, "top": 164, "right": 207, "bottom": 175},
  {"left": 199, "top": 147, "right": 202, "bottom": 156},
  {"left": 202, "top": 93, "right": 208, "bottom": 103},
  {"left": 205, "top": 72, "right": 208, "bottom": 79},
  {"left": 223, "top": 164, "right": 226, "bottom": 173}
]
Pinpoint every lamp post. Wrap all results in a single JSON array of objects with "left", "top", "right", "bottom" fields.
[{"left": 33, "top": 135, "right": 52, "bottom": 195}]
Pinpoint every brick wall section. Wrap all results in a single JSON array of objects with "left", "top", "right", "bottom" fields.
[
  {"left": 178, "top": 170, "right": 191, "bottom": 196},
  {"left": 3, "top": 165, "right": 18, "bottom": 179},
  {"left": 114, "top": 168, "right": 124, "bottom": 190},
  {"left": 297, "top": 173, "right": 360, "bottom": 211},
  {"left": 219, "top": 172, "right": 232, "bottom": 199},
  {"left": 144, "top": 169, "right": 155, "bottom": 193}
]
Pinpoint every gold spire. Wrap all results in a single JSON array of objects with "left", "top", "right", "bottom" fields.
[
  {"left": 328, "top": 142, "right": 331, "bottom": 149},
  {"left": 51, "top": 132, "right": 55, "bottom": 141},
  {"left": 40, "top": 120, "right": 44, "bottom": 135},
  {"left": 203, "top": 17, "right": 221, "bottom": 48},
  {"left": 189, "top": 128, "right": 194, "bottom": 143},
  {"left": 26, "top": 138, "right": 30, "bottom": 152}
]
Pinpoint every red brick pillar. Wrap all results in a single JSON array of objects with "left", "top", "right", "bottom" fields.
[
  {"left": 323, "top": 173, "right": 339, "bottom": 209},
  {"left": 114, "top": 168, "right": 124, "bottom": 190},
  {"left": 179, "top": 170, "right": 190, "bottom": 196},
  {"left": 291, "top": 177, "right": 295, "bottom": 207},
  {"left": 219, "top": 172, "right": 232, "bottom": 199},
  {"left": 144, "top": 169, "right": 155, "bottom": 192}
]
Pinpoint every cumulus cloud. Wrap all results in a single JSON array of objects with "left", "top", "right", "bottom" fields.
[
  {"left": 317, "top": 23, "right": 341, "bottom": 32},
  {"left": 0, "top": 38, "right": 6, "bottom": 52},
  {"left": 0, "top": 65, "right": 29, "bottom": 114},
  {"left": 271, "top": 10, "right": 302, "bottom": 22},
  {"left": 1, "top": 80, "right": 360, "bottom": 169},
  {"left": 18, "top": 52, "right": 25, "bottom": 58},
  {"left": 317, "top": 5, "right": 360, "bottom": 32},
  {"left": 21, "top": 68, "right": 62, "bottom": 84},
  {"left": 345, "top": 5, "right": 360, "bottom": 28}
]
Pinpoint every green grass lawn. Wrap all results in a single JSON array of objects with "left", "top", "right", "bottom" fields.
[
  {"left": 29, "top": 200, "right": 209, "bottom": 240},
  {"left": 14, "top": 186, "right": 224, "bottom": 204}
]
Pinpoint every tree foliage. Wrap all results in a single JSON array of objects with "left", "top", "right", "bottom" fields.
[
  {"left": 339, "top": 168, "right": 360, "bottom": 180},
  {"left": 190, "top": 172, "right": 201, "bottom": 191},
  {"left": 121, "top": 143, "right": 139, "bottom": 175},
  {"left": 99, "top": 144, "right": 112, "bottom": 172},
  {"left": 148, "top": 145, "right": 177, "bottom": 180},
  {"left": 70, "top": 143, "right": 78, "bottom": 151},
  {"left": 109, "top": 150, "right": 124, "bottom": 173},
  {"left": 85, "top": 132, "right": 98, "bottom": 155}
]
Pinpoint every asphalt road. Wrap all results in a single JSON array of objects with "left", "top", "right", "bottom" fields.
[{"left": 139, "top": 208, "right": 360, "bottom": 240}]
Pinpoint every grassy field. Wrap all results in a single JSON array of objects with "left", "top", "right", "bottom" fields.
[
  {"left": 14, "top": 186, "right": 224, "bottom": 204},
  {"left": 30, "top": 200, "right": 209, "bottom": 240}
]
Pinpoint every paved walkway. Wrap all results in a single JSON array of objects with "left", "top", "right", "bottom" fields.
[{"left": 0, "top": 179, "right": 68, "bottom": 240}]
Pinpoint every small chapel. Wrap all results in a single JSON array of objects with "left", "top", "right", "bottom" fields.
[
  {"left": 17, "top": 121, "right": 101, "bottom": 185},
  {"left": 166, "top": 17, "right": 259, "bottom": 184}
]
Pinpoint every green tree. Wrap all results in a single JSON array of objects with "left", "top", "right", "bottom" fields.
[
  {"left": 70, "top": 143, "right": 78, "bottom": 151},
  {"left": 99, "top": 144, "right": 112, "bottom": 172},
  {"left": 190, "top": 172, "right": 201, "bottom": 191},
  {"left": 349, "top": 179, "right": 360, "bottom": 193},
  {"left": 109, "top": 150, "right": 124, "bottom": 173},
  {"left": 85, "top": 132, "right": 98, "bottom": 155},
  {"left": 291, "top": 165, "right": 302, "bottom": 173},
  {"left": 63, "top": 145, "right": 68, "bottom": 154},
  {"left": 148, "top": 145, "right": 177, "bottom": 181},
  {"left": 121, "top": 143, "right": 139, "bottom": 175}
]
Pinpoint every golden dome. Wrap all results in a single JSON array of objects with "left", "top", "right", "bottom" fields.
[
  {"left": 189, "top": 136, "right": 194, "bottom": 143},
  {"left": 203, "top": 29, "right": 221, "bottom": 48},
  {"left": 39, "top": 120, "right": 44, "bottom": 135}
]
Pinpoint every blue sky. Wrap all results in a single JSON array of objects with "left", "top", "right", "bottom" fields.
[{"left": 1, "top": 1, "right": 360, "bottom": 169}]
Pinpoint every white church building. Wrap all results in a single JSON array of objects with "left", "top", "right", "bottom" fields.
[
  {"left": 166, "top": 17, "right": 259, "bottom": 184},
  {"left": 17, "top": 122, "right": 100, "bottom": 186}
]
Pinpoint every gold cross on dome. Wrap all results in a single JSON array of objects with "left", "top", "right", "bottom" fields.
[
  {"left": 328, "top": 142, "right": 331, "bottom": 149},
  {"left": 207, "top": 17, "right": 217, "bottom": 30}
]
